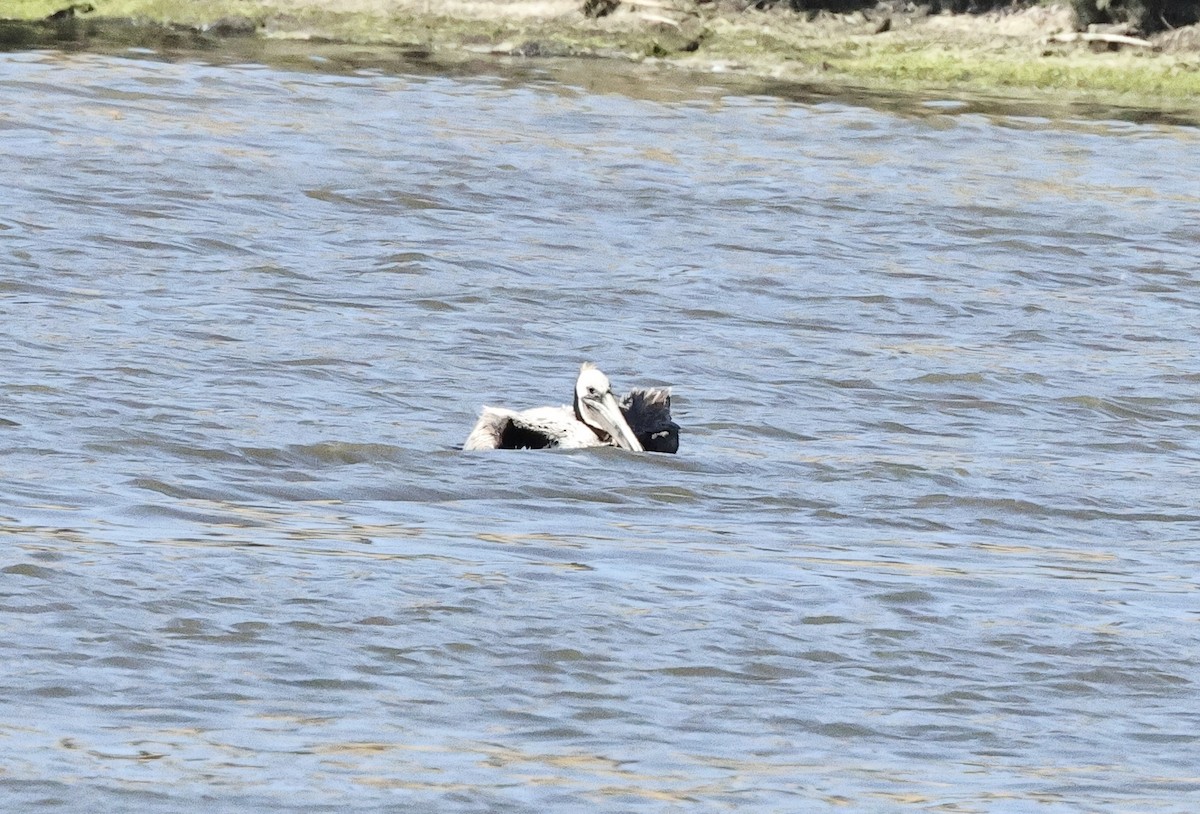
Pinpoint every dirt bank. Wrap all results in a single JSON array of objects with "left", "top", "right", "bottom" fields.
[{"left": 5, "top": 0, "right": 1200, "bottom": 110}]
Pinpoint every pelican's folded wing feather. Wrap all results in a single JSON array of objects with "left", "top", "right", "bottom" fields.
[{"left": 464, "top": 407, "right": 513, "bottom": 450}]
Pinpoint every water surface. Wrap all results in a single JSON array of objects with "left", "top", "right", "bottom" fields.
[{"left": 2, "top": 48, "right": 1200, "bottom": 812}]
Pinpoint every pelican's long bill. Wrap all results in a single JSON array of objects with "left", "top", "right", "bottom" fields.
[{"left": 584, "top": 388, "right": 644, "bottom": 452}]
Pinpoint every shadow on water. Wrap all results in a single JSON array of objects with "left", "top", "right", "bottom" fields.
[{"left": 2, "top": 15, "right": 1199, "bottom": 126}]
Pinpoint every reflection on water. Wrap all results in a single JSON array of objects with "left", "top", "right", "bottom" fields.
[{"left": 2, "top": 47, "right": 1200, "bottom": 813}]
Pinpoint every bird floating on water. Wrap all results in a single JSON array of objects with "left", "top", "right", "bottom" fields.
[{"left": 464, "top": 363, "right": 679, "bottom": 454}]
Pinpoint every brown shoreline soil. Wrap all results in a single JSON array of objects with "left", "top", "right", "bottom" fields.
[{"left": 4, "top": 0, "right": 1200, "bottom": 113}]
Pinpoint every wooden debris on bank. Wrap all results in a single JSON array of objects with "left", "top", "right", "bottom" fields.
[
  {"left": 583, "top": 0, "right": 697, "bottom": 27},
  {"left": 1046, "top": 31, "right": 1156, "bottom": 49}
]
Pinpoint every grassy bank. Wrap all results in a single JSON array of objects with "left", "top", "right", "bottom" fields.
[{"left": 5, "top": 0, "right": 1200, "bottom": 109}]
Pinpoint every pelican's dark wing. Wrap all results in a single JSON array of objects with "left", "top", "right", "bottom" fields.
[{"left": 621, "top": 388, "right": 679, "bottom": 454}]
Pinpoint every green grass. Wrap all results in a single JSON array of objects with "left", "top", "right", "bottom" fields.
[{"left": 829, "top": 45, "right": 1200, "bottom": 97}]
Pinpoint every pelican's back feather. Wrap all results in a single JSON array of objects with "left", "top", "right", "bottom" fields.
[{"left": 464, "top": 405, "right": 599, "bottom": 450}]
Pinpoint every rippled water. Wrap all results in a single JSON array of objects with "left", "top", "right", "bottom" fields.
[{"left": 3, "top": 47, "right": 1200, "bottom": 812}]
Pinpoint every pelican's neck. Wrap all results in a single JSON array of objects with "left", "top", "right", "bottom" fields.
[{"left": 574, "top": 392, "right": 609, "bottom": 443}]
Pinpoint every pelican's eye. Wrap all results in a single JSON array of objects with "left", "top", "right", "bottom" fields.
[{"left": 587, "top": 386, "right": 598, "bottom": 396}]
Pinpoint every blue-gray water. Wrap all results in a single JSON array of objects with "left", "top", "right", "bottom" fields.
[{"left": 2, "top": 47, "right": 1200, "bottom": 812}]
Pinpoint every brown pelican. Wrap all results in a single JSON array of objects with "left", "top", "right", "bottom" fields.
[{"left": 464, "top": 363, "right": 679, "bottom": 453}]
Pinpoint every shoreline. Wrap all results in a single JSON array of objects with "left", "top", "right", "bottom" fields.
[{"left": 4, "top": 1, "right": 1200, "bottom": 116}]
